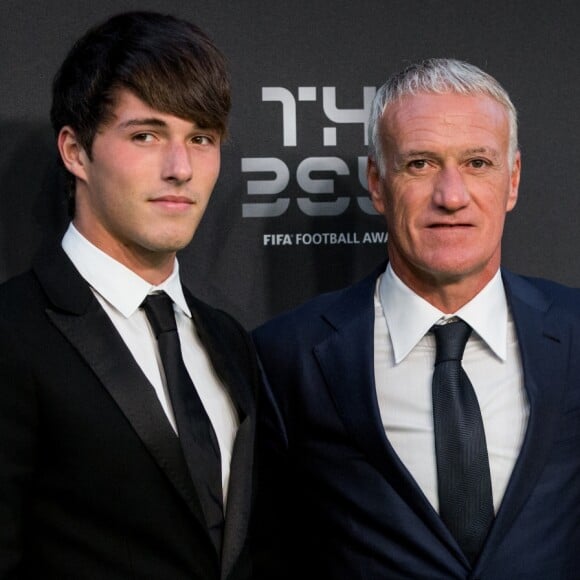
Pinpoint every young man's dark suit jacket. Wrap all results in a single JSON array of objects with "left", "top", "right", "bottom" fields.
[
  {"left": 252, "top": 263, "right": 580, "bottom": 580},
  {"left": 0, "top": 244, "right": 258, "bottom": 580}
]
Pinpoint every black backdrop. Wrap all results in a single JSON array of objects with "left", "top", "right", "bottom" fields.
[{"left": 2, "top": 0, "right": 580, "bottom": 328}]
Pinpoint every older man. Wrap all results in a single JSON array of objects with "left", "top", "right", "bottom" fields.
[{"left": 253, "top": 58, "right": 580, "bottom": 579}]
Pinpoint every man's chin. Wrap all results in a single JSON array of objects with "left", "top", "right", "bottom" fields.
[{"left": 144, "top": 232, "right": 197, "bottom": 254}]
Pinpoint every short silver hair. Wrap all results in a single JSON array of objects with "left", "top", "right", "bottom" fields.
[{"left": 368, "top": 58, "right": 519, "bottom": 175}]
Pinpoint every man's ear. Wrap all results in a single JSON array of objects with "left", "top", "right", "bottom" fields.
[
  {"left": 506, "top": 150, "right": 521, "bottom": 213},
  {"left": 57, "top": 126, "right": 89, "bottom": 182}
]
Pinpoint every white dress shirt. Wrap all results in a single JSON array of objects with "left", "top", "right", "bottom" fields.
[
  {"left": 62, "top": 224, "right": 238, "bottom": 503},
  {"left": 375, "top": 263, "right": 528, "bottom": 513}
]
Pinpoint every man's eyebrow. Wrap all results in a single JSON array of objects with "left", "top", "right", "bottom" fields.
[
  {"left": 401, "top": 150, "right": 437, "bottom": 158},
  {"left": 395, "top": 150, "right": 442, "bottom": 162},
  {"left": 117, "top": 118, "right": 168, "bottom": 129},
  {"left": 463, "top": 147, "right": 500, "bottom": 157},
  {"left": 398, "top": 147, "right": 501, "bottom": 158}
]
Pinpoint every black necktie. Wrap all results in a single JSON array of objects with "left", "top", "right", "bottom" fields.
[
  {"left": 142, "top": 292, "right": 224, "bottom": 554},
  {"left": 431, "top": 319, "right": 494, "bottom": 565}
]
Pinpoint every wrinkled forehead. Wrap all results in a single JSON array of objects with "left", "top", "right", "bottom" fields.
[{"left": 381, "top": 92, "right": 511, "bottom": 150}]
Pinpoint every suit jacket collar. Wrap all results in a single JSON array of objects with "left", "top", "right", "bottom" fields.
[
  {"left": 313, "top": 263, "right": 573, "bottom": 569},
  {"left": 33, "top": 245, "right": 254, "bottom": 578}
]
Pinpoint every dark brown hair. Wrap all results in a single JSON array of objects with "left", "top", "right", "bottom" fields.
[{"left": 50, "top": 11, "right": 231, "bottom": 211}]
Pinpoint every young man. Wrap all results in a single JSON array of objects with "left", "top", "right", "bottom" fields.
[
  {"left": 0, "top": 12, "right": 258, "bottom": 580},
  {"left": 253, "top": 59, "right": 580, "bottom": 579}
]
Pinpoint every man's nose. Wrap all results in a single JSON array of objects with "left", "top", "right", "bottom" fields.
[
  {"left": 432, "top": 165, "right": 470, "bottom": 210},
  {"left": 161, "top": 142, "right": 192, "bottom": 184}
]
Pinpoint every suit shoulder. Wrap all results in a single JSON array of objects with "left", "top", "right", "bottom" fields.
[
  {"left": 515, "top": 273, "right": 580, "bottom": 311},
  {"left": 187, "top": 292, "right": 248, "bottom": 335},
  {"left": 0, "top": 270, "right": 49, "bottom": 361},
  {"left": 0, "top": 268, "right": 37, "bottom": 295},
  {"left": 0, "top": 269, "right": 44, "bottom": 318},
  {"left": 184, "top": 290, "right": 258, "bottom": 360},
  {"left": 253, "top": 265, "right": 381, "bottom": 347},
  {"left": 254, "top": 287, "right": 344, "bottom": 336}
]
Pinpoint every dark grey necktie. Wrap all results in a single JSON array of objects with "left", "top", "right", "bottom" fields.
[
  {"left": 142, "top": 292, "right": 223, "bottom": 555},
  {"left": 431, "top": 319, "right": 494, "bottom": 565}
]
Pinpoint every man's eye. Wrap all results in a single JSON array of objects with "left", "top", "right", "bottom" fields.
[
  {"left": 192, "top": 135, "right": 214, "bottom": 145},
  {"left": 132, "top": 133, "right": 155, "bottom": 143},
  {"left": 409, "top": 160, "right": 427, "bottom": 169},
  {"left": 469, "top": 159, "right": 488, "bottom": 168}
]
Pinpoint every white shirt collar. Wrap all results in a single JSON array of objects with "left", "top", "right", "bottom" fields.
[
  {"left": 61, "top": 223, "right": 191, "bottom": 319},
  {"left": 379, "top": 263, "right": 508, "bottom": 363}
]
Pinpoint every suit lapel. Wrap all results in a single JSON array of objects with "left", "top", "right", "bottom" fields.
[
  {"left": 184, "top": 290, "right": 255, "bottom": 579},
  {"left": 313, "top": 265, "right": 460, "bottom": 556},
  {"left": 33, "top": 247, "right": 209, "bottom": 533},
  {"left": 186, "top": 290, "right": 255, "bottom": 419},
  {"left": 476, "top": 271, "right": 572, "bottom": 569},
  {"left": 314, "top": 266, "right": 575, "bottom": 567}
]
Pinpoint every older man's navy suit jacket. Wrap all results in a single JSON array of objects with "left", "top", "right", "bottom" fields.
[{"left": 253, "top": 264, "right": 580, "bottom": 580}]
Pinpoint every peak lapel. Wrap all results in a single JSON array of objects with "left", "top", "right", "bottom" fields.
[
  {"left": 185, "top": 290, "right": 255, "bottom": 419},
  {"left": 476, "top": 271, "right": 572, "bottom": 569},
  {"left": 33, "top": 247, "right": 209, "bottom": 534},
  {"left": 312, "top": 266, "right": 458, "bottom": 553}
]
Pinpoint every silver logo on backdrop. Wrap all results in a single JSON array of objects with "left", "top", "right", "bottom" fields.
[{"left": 242, "top": 86, "right": 378, "bottom": 218}]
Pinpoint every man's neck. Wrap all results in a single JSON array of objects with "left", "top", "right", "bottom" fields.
[
  {"left": 72, "top": 220, "right": 176, "bottom": 286},
  {"left": 390, "top": 262, "right": 500, "bottom": 314}
]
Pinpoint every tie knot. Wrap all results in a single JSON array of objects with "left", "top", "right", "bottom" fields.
[
  {"left": 142, "top": 292, "right": 176, "bottom": 337},
  {"left": 432, "top": 319, "right": 472, "bottom": 364}
]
